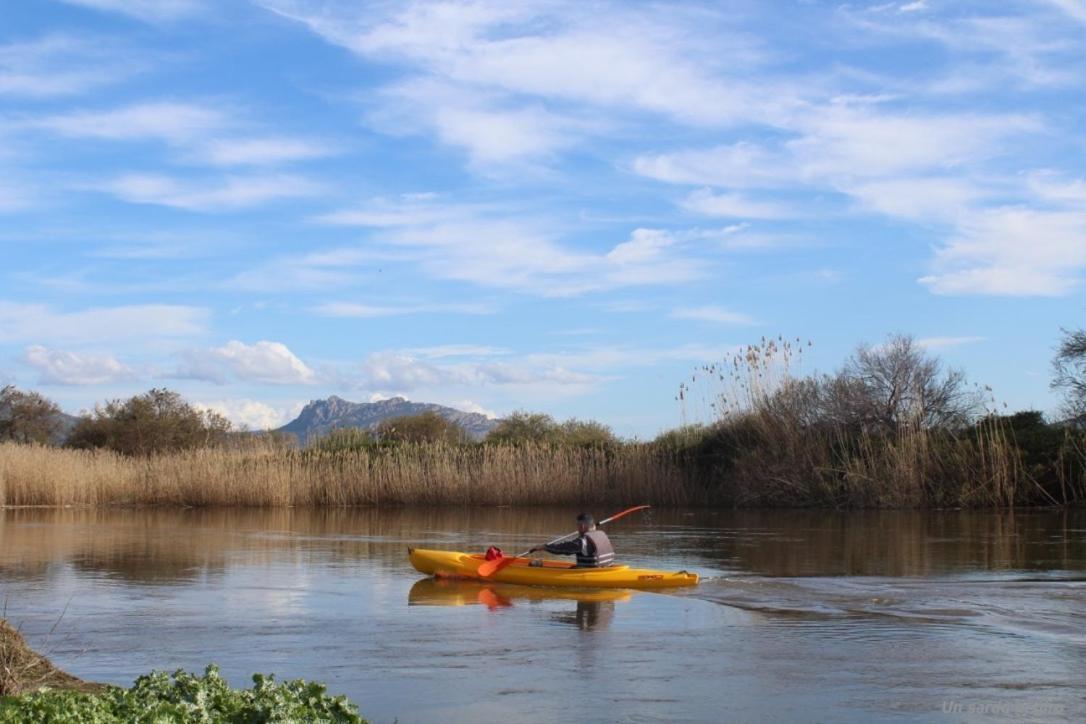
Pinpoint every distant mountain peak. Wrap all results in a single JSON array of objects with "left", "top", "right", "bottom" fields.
[{"left": 277, "top": 395, "right": 499, "bottom": 443}]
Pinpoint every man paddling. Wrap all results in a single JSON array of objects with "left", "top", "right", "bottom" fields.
[{"left": 530, "top": 513, "right": 615, "bottom": 568}]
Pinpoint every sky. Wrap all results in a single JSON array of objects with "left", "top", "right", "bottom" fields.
[{"left": 1, "top": 0, "right": 1085, "bottom": 437}]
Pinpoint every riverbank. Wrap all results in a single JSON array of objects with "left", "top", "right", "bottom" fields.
[
  {"left": 0, "top": 618, "right": 101, "bottom": 697},
  {"left": 2, "top": 410, "right": 1083, "bottom": 509},
  {"left": 0, "top": 619, "right": 366, "bottom": 722}
]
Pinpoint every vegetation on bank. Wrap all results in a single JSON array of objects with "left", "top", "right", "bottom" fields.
[
  {"left": 0, "top": 619, "right": 364, "bottom": 723},
  {"left": 0, "top": 667, "right": 363, "bottom": 724},
  {"left": 0, "top": 619, "right": 102, "bottom": 698},
  {"left": 1, "top": 330, "right": 1085, "bottom": 509}
]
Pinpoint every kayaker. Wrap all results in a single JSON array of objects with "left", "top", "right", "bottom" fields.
[{"left": 529, "top": 513, "right": 615, "bottom": 568}]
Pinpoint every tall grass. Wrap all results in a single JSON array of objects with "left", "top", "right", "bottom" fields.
[
  {"left": 2, "top": 425, "right": 1081, "bottom": 508},
  {"left": 0, "top": 440, "right": 690, "bottom": 508}
]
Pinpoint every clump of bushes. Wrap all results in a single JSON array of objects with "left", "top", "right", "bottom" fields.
[
  {"left": 0, "top": 665, "right": 364, "bottom": 723},
  {"left": 376, "top": 411, "right": 467, "bottom": 444},
  {"left": 312, "top": 411, "right": 471, "bottom": 451},
  {"left": 0, "top": 386, "right": 64, "bottom": 445},
  {"left": 67, "top": 389, "right": 232, "bottom": 456},
  {"left": 667, "top": 334, "right": 1086, "bottom": 507},
  {"left": 487, "top": 412, "right": 616, "bottom": 448}
]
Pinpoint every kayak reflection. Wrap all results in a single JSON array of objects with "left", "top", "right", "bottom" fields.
[{"left": 408, "top": 577, "right": 631, "bottom": 629}]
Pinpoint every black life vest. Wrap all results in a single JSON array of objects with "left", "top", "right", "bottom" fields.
[{"left": 576, "top": 530, "right": 615, "bottom": 568}]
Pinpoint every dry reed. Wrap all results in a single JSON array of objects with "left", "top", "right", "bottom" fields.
[{"left": 0, "top": 441, "right": 689, "bottom": 508}]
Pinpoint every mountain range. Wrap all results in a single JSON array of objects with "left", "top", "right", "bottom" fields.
[{"left": 275, "top": 396, "right": 499, "bottom": 443}]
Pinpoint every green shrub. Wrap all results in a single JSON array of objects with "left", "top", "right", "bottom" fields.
[
  {"left": 0, "top": 665, "right": 364, "bottom": 723},
  {"left": 67, "top": 389, "right": 232, "bottom": 456},
  {"left": 376, "top": 411, "right": 467, "bottom": 444},
  {"left": 313, "top": 427, "right": 378, "bottom": 453},
  {"left": 487, "top": 411, "right": 616, "bottom": 448},
  {"left": 0, "top": 386, "right": 64, "bottom": 445}
]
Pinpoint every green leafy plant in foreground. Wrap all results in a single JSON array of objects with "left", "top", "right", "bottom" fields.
[{"left": 0, "top": 665, "right": 365, "bottom": 723}]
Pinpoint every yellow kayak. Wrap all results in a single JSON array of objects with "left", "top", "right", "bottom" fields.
[{"left": 408, "top": 548, "right": 699, "bottom": 589}]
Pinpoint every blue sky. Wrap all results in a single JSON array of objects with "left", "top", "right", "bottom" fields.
[{"left": 1, "top": 0, "right": 1084, "bottom": 436}]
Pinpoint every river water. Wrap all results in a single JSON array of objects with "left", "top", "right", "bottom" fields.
[{"left": 1, "top": 508, "right": 1083, "bottom": 723}]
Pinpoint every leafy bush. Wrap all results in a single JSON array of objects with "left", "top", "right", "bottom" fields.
[
  {"left": 486, "top": 411, "right": 616, "bottom": 447},
  {"left": 67, "top": 389, "right": 232, "bottom": 456},
  {"left": 556, "top": 418, "right": 616, "bottom": 448},
  {"left": 0, "top": 665, "right": 365, "bottom": 723},
  {"left": 313, "top": 427, "right": 378, "bottom": 453},
  {"left": 375, "top": 411, "right": 467, "bottom": 444},
  {"left": 486, "top": 411, "right": 559, "bottom": 444},
  {"left": 0, "top": 386, "right": 64, "bottom": 445}
]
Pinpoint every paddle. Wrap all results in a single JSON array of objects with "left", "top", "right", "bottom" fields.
[{"left": 476, "top": 504, "right": 651, "bottom": 578}]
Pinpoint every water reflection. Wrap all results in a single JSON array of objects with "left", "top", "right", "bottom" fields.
[
  {"left": 408, "top": 577, "right": 628, "bottom": 630},
  {"left": 2, "top": 507, "right": 1084, "bottom": 723},
  {"left": 2, "top": 508, "right": 1084, "bottom": 587}
]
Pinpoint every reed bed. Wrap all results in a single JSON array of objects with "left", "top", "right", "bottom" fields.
[
  {"left": 2, "top": 422, "right": 1082, "bottom": 509},
  {"left": 0, "top": 441, "right": 690, "bottom": 508}
]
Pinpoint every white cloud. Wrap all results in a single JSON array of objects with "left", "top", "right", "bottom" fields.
[
  {"left": 359, "top": 352, "right": 447, "bottom": 390},
  {"left": 33, "top": 101, "right": 333, "bottom": 173},
  {"left": 178, "top": 341, "right": 316, "bottom": 384},
  {"left": 195, "top": 399, "right": 299, "bottom": 430},
  {"left": 260, "top": 0, "right": 785, "bottom": 169},
  {"left": 197, "top": 137, "right": 336, "bottom": 166},
  {"left": 1027, "top": 171, "right": 1086, "bottom": 207},
  {"left": 633, "top": 142, "right": 790, "bottom": 188},
  {"left": 315, "top": 196, "right": 704, "bottom": 296},
  {"left": 451, "top": 399, "right": 497, "bottom": 419},
  {"left": 0, "top": 34, "right": 137, "bottom": 98},
  {"left": 787, "top": 107, "right": 1039, "bottom": 180},
  {"left": 0, "top": 180, "right": 31, "bottom": 213},
  {"left": 93, "top": 173, "right": 322, "bottom": 211},
  {"left": 681, "top": 188, "right": 797, "bottom": 220},
  {"left": 230, "top": 251, "right": 380, "bottom": 292},
  {"left": 370, "top": 80, "right": 583, "bottom": 167},
  {"left": 23, "top": 345, "right": 134, "bottom": 385},
  {"left": 523, "top": 343, "right": 740, "bottom": 370},
  {"left": 58, "top": 0, "right": 205, "bottom": 22},
  {"left": 404, "top": 345, "right": 509, "bottom": 359},
  {"left": 356, "top": 351, "right": 596, "bottom": 393},
  {"left": 920, "top": 207, "right": 1086, "bottom": 296},
  {"left": 0, "top": 302, "right": 207, "bottom": 343},
  {"left": 312, "top": 302, "right": 492, "bottom": 318},
  {"left": 37, "top": 101, "right": 230, "bottom": 144},
  {"left": 671, "top": 306, "right": 759, "bottom": 325},
  {"left": 841, "top": 176, "right": 985, "bottom": 221},
  {"left": 1048, "top": 0, "right": 1086, "bottom": 23}
]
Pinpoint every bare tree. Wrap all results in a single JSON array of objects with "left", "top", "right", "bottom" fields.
[
  {"left": 0, "top": 386, "right": 63, "bottom": 444},
  {"left": 833, "top": 334, "right": 983, "bottom": 431},
  {"left": 1052, "top": 327, "right": 1086, "bottom": 423}
]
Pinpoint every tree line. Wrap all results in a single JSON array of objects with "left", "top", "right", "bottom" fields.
[
  {"left": 0, "top": 385, "right": 619, "bottom": 456},
  {"left": 3, "top": 327, "right": 1085, "bottom": 458}
]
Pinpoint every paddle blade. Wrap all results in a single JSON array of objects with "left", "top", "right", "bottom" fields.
[{"left": 476, "top": 555, "right": 513, "bottom": 578}]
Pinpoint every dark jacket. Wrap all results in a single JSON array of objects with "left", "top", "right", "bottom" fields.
[{"left": 545, "top": 529, "right": 615, "bottom": 567}]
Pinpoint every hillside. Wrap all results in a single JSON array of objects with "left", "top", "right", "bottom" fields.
[{"left": 275, "top": 396, "right": 498, "bottom": 443}]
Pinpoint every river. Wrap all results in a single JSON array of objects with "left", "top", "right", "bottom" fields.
[{"left": 1, "top": 508, "right": 1083, "bottom": 722}]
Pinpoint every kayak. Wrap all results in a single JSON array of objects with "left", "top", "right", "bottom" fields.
[{"left": 408, "top": 548, "right": 699, "bottom": 589}]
